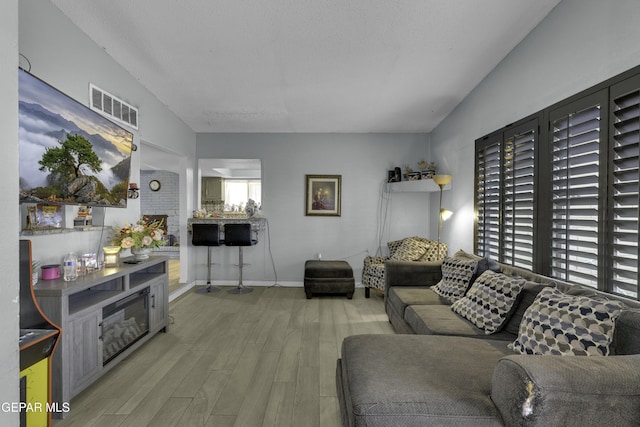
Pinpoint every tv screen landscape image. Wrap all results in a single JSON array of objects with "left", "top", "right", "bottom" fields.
[{"left": 19, "top": 68, "right": 133, "bottom": 208}]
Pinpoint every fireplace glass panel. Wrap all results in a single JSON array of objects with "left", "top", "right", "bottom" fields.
[{"left": 102, "top": 288, "right": 149, "bottom": 365}]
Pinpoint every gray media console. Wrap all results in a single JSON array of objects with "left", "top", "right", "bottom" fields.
[{"left": 33, "top": 255, "right": 169, "bottom": 418}]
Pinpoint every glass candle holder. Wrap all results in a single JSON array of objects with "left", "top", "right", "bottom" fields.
[{"left": 103, "top": 246, "right": 121, "bottom": 267}]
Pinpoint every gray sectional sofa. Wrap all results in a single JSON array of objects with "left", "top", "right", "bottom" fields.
[{"left": 336, "top": 252, "right": 640, "bottom": 426}]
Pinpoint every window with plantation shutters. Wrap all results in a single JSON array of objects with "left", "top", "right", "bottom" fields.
[
  {"left": 475, "top": 137, "right": 501, "bottom": 260},
  {"left": 501, "top": 125, "right": 536, "bottom": 269},
  {"left": 548, "top": 93, "right": 606, "bottom": 288},
  {"left": 610, "top": 78, "right": 640, "bottom": 298},
  {"left": 474, "top": 119, "right": 537, "bottom": 269},
  {"left": 474, "top": 66, "right": 640, "bottom": 299}
]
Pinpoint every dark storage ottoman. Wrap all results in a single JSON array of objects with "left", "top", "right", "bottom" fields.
[{"left": 304, "top": 260, "right": 355, "bottom": 299}]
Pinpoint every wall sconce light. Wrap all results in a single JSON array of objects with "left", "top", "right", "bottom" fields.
[
  {"left": 433, "top": 174, "right": 453, "bottom": 244},
  {"left": 103, "top": 246, "right": 121, "bottom": 267},
  {"left": 440, "top": 209, "right": 454, "bottom": 222},
  {"left": 127, "top": 182, "right": 139, "bottom": 199}
]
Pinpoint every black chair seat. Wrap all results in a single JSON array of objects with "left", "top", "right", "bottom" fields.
[
  {"left": 192, "top": 223, "right": 222, "bottom": 246},
  {"left": 224, "top": 223, "right": 257, "bottom": 246},
  {"left": 223, "top": 223, "right": 256, "bottom": 294},
  {"left": 191, "top": 223, "right": 222, "bottom": 293}
]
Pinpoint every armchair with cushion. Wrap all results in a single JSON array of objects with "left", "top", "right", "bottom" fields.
[{"left": 361, "top": 237, "right": 447, "bottom": 298}]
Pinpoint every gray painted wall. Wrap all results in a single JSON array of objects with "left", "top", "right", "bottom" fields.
[
  {"left": 1, "top": 0, "right": 20, "bottom": 424},
  {"left": 196, "top": 133, "right": 434, "bottom": 283},
  {"left": 430, "top": 0, "right": 640, "bottom": 252}
]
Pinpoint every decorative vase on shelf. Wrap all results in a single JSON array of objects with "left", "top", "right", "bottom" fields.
[{"left": 131, "top": 247, "right": 152, "bottom": 260}]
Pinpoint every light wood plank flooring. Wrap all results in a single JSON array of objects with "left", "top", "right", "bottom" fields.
[
  {"left": 168, "top": 259, "right": 181, "bottom": 294},
  {"left": 52, "top": 286, "right": 393, "bottom": 427}
]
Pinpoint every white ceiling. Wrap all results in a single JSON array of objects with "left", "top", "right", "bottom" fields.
[{"left": 50, "top": 0, "right": 560, "bottom": 134}]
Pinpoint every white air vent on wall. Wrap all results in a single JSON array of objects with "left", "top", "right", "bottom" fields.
[{"left": 89, "top": 83, "right": 138, "bottom": 129}]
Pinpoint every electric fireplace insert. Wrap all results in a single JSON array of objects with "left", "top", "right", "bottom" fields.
[{"left": 102, "top": 287, "right": 149, "bottom": 365}]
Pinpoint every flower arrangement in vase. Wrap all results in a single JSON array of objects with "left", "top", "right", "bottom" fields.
[{"left": 112, "top": 217, "right": 165, "bottom": 259}]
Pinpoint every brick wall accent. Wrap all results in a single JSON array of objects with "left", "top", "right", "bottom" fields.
[{"left": 141, "top": 170, "right": 180, "bottom": 244}]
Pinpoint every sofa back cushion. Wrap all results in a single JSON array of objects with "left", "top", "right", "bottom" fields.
[
  {"left": 451, "top": 270, "right": 528, "bottom": 334},
  {"left": 510, "top": 287, "right": 624, "bottom": 356},
  {"left": 502, "top": 282, "right": 551, "bottom": 335},
  {"left": 612, "top": 309, "right": 640, "bottom": 355}
]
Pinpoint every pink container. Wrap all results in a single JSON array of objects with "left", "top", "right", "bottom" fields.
[{"left": 41, "top": 264, "right": 60, "bottom": 280}]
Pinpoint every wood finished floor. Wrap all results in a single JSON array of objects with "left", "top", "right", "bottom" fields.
[
  {"left": 167, "top": 259, "right": 181, "bottom": 294},
  {"left": 52, "top": 286, "right": 393, "bottom": 427}
]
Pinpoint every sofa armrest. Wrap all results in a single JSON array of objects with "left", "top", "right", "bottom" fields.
[
  {"left": 491, "top": 354, "right": 640, "bottom": 426},
  {"left": 384, "top": 260, "right": 442, "bottom": 297}
]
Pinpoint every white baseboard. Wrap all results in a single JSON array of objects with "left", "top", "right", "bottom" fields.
[
  {"left": 169, "top": 281, "right": 195, "bottom": 302},
  {"left": 171, "top": 280, "right": 365, "bottom": 302},
  {"left": 192, "top": 280, "right": 364, "bottom": 288},
  {"left": 192, "top": 280, "right": 304, "bottom": 288}
]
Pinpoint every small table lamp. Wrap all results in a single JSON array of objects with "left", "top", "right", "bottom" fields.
[{"left": 103, "top": 246, "right": 121, "bottom": 267}]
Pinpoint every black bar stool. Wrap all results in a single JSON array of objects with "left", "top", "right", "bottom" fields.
[
  {"left": 224, "top": 223, "right": 257, "bottom": 294},
  {"left": 191, "top": 223, "right": 222, "bottom": 293}
]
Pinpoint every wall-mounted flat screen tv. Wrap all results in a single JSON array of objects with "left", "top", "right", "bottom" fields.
[{"left": 19, "top": 68, "right": 133, "bottom": 208}]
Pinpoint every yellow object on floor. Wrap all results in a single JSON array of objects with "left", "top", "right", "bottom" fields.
[{"left": 19, "top": 357, "right": 49, "bottom": 427}]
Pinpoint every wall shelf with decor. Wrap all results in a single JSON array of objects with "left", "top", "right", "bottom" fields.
[
  {"left": 386, "top": 179, "right": 451, "bottom": 193},
  {"left": 19, "top": 204, "right": 106, "bottom": 236},
  {"left": 20, "top": 226, "right": 106, "bottom": 236}
]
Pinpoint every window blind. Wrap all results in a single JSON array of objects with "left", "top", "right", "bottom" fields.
[
  {"left": 475, "top": 138, "right": 501, "bottom": 260},
  {"left": 549, "top": 104, "right": 601, "bottom": 287},
  {"left": 501, "top": 127, "right": 536, "bottom": 269},
  {"left": 610, "top": 80, "right": 640, "bottom": 298}
]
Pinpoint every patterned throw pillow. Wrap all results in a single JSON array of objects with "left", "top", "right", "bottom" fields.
[
  {"left": 389, "top": 238, "right": 427, "bottom": 261},
  {"left": 387, "top": 239, "right": 405, "bottom": 258},
  {"left": 431, "top": 254, "right": 480, "bottom": 302},
  {"left": 451, "top": 270, "right": 527, "bottom": 334},
  {"left": 419, "top": 240, "right": 448, "bottom": 262},
  {"left": 510, "top": 287, "right": 624, "bottom": 356}
]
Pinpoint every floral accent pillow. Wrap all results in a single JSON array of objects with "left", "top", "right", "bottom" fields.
[
  {"left": 431, "top": 253, "right": 480, "bottom": 302},
  {"left": 451, "top": 270, "right": 527, "bottom": 334},
  {"left": 509, "top": 287, "right": 624, "bottom": 356}
]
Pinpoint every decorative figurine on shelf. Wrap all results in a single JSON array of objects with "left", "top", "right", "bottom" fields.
[
  {"left": 74, "top": 205, "right": 93, "bottom": 227},
  {"left": 405, "top": 164, "right": 421, "bottom": 180},
  {"left": 421, "top": 162, "right": 437, "bottom": 180},
  {"left": 403, "top": 164, "right": 413, "bottom": 180},
  {"left": 192, "top": 208, "right": 207, "bottom": 218},
  {"left": 246, "top": 199, "right": 258, "bottom": 217}
]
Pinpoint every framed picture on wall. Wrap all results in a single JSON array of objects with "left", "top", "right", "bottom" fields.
[{"left": 305, "top": 174, "right": 341, "bottom": 216}]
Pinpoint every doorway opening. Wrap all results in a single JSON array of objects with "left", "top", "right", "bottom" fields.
[{"left": 141, "top": 142, "right": 188, "bottom": 297}]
